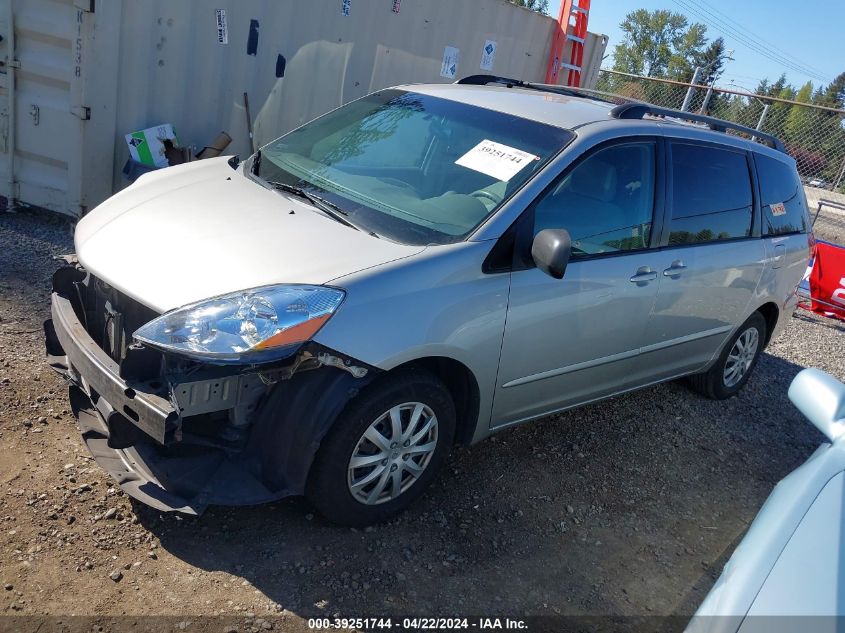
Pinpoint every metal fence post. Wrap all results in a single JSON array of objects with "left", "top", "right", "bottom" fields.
[
  {"left": 755, "top": 103, "right": 770, "bottom": 131},
  {"left": 699, "top": 85, "right": 714, "bottom": 114},
  {"left": 680, "top": 67, "right": 701, "bottom": 112},
  {"left": 834, "top": 155, "right": 845, "bottom": 192},
  {"left": 751, "top": 103, "right": 770, "bottom": 143}
]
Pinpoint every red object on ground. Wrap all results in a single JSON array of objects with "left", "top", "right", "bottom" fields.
[{"left": 809, "top": 241, "right": 845, "bottom": 319}]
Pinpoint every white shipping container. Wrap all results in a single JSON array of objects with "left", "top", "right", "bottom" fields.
[{"left": 0, "top": 0, "right": 606, "bottom": 217}]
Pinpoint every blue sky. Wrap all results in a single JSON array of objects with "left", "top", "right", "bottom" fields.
[{"left": 547, "top": 0, "right": 843, "bottom": 92}]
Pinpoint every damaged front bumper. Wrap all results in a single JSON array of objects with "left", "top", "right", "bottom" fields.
[{"left": 44, "top": 261, "right": 374, "bottom": 515}]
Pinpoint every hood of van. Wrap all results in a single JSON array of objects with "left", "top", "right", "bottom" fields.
[{"left": 75, "top": 157, "right": 424, "bottom": 313}]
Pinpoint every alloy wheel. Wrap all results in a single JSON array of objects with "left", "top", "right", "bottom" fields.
[
  {"left": 723, "top": 327, "right": 760, "bottom": 388},
  {"left": 347, "top": 402, "right": 439, "bottom": 505}
]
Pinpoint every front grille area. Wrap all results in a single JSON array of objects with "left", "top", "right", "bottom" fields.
[
  {"left": 50, "top": 263, "right": 272, "bottom": 457},
  {"left": 76, "top": 274, "right": 160, "bottom": 364},
  {"left": 59, "top": 270, "right": 170, "bottom": 387}
]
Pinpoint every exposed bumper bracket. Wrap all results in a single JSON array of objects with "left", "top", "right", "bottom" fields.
[
  {"left": 45, "top": 264, "right": 376, "bottom": 514},
  {"left": 48, "top": 290, "right": 177, "bottom": 444}
]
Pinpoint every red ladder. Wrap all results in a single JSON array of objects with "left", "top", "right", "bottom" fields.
[{"left": 544, "top": 0, "right": 591, "bottom": 87}]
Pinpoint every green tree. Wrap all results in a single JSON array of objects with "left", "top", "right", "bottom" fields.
[
  {"left": 667, "top": 23, "right": 709, "bottom": 81},
  {"left": 722, "top": 94, "right": 749, "bottom": 124},
  {"left": 755, "top": 74, "right": 787, "bottom": 98},
  {"left": 507, "top": 0, "right": 549, "bottom": 14},
  {"left": 784, "top": 81, "right": 814, "bottom": 144},
  {"left": 728, "top": 76, "right": 773, "bottom": 129},
  {"left": 696, "top": 37, "right": 729, "bottom": 114},
  {"left": 819, "top": 71, "right": 845, "bottom": 108},
  {"left": 709, "top": 69, "right": 845, "bottom": 186},
  {"left": 765, "top": 84, "right": 797, "bottom": 141},
  {"left": 754, "top": 78, "right": 770, "bottom": 95},
  {"left": 814, "top": 72, "right": 845, "bottom": 183},
  {"left": 611, "top": 9, "right": 707, "bottom": 80},
  {"left": 696, "top": 37, "right": 727, "bottom": 85}
]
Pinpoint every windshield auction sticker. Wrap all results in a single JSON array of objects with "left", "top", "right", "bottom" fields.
[{"left": 455, "top": 140, "right": 539, "bottom": 182}]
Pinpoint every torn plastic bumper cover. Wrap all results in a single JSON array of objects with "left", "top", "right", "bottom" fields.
[{"left": 44, "top": 265, "right": 375, "bottom": 514}]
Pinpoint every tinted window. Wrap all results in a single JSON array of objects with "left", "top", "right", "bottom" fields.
[
  {"left": 669, "top": 143, "right": 753, "bottom": 245},
  {"left": 756, "top": 154, "right": 808, "bottom": 235},
  {"left": 533, "top": 143, "right": 656, "bottom": 257}
]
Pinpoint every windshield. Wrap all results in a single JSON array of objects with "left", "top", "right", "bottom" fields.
[{"left": 255, "top": 89, "right": 574, "bottom": 245}]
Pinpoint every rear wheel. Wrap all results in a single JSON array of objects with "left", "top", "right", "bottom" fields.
[
  {"left": 306, "top": 368, "right": 455, "bottom": 527},
  {"left": 688, "top": 312, "right": 766, "bottom": 400}
]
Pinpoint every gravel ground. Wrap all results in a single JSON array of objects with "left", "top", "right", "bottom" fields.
[
  {"left": 0, "top": 208, "right": 843, "bottom": 626},
  {"left": 814, "top": 210, "right": 845, "bottom": 245}
]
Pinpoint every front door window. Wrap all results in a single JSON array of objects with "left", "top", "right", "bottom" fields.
[{"left": 533, "top": 142, "right": 656, "bottom": 256}]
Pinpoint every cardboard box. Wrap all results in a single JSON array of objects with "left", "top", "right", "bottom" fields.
[{"left": 125, "top": 124, "right": 179, "bottom": 168}]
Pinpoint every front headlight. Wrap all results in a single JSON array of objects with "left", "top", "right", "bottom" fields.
[{"left": 133, "top": 285, "right": 345, "bottom": 362}]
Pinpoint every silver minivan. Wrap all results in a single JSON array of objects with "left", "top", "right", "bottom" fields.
[{"left": 45, "top": 76, "right": 811, "bottom": 525}]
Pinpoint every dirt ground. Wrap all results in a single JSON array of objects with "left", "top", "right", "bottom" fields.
[{"left": 0, "top": 209, "right": 843, "bottom": 629}]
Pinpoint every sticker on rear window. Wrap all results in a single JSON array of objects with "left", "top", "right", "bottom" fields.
[
  {"left": 455, "top": 140, "right": 539, "bottom": 182},
  {"left": 770, "top": 202, "right": 786, "bottom": 216}
]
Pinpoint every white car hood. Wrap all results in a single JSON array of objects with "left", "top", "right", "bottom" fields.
[{"left": 75, "top": 158, "right": 424, "bottom": 313}]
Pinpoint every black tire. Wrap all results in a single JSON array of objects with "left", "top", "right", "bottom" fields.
[
  {"left": 688, "top": 311, "right": 767, "bottom": 400},
  {"left": 305, "top": 368, "right": 455, "bottom": 527}
]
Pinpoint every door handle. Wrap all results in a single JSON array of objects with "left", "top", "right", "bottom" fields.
[
  {"left": 629, "top": 267, "right": 658, "bottom": 284},
  {"left": 663, "top": 260, "right": 687, "bottom": 278}
]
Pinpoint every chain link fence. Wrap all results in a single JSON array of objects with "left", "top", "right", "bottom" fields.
[{"left": 595, "top": 69, "right": 845, "bottom": 210}]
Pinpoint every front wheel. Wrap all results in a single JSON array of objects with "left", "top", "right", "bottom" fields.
[
  {"left": 688, "top": 311, "right": 767, "bottom": 400},
  {"left": 306, "top": 368, "right": 455, "bottom": 526}
]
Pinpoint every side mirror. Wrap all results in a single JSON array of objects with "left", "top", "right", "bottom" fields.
[
  {"left": 531, "top": 229, "right": 572, "bottom": 279},
  {"left": 788, "top": 368, "right": 845, "bottom": 443}
]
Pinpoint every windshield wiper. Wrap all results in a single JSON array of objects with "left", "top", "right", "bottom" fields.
[{"left": 265, "top": 181, "right": 360, "bottom": 231}]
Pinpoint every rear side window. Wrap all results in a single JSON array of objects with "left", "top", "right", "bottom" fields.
[
  {"left": 669, "top": 143, "right": 753, "bottom": 245},
  {"left": 755, "top": 154, "right": 808, "bottom": 235}
]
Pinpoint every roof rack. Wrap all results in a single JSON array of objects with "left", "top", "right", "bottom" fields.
[
  {"left": 611, "top": 102, "right": 786, "bottom": 152},
  {"left": 456, "top": 74, "right": 787, "bottom": 153},
  {"left": 455, "top": 74, "right": 625, "bottom": 106}
]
